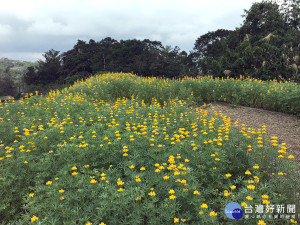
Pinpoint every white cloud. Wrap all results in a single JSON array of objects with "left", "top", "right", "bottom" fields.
[
  {"left": 0, "top": 52, "right": 43, "bottom": 62},
  {"left": 0, "top": 0, "right": 260, "bottom": 61},
  {"left": 0, "top": 24, "right": 12, "bottom": 36}
]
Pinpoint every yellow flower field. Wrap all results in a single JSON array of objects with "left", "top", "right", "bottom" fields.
[{"left": 0, "top": 73, "right": 299, "bottom": 224}]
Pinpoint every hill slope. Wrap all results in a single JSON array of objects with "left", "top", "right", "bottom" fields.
[{"left": 0, "top": 57, "right": 37, "bottom": 80}]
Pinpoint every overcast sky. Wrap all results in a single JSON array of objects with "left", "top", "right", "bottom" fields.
[{"left": 0, "top": 0, "right": 260, "bottom": 62}]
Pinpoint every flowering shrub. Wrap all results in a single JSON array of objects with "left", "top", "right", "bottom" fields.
[{"left": 0, "top": 73, "right": 299, "bottom": 224}]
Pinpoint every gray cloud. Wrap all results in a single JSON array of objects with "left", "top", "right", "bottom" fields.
[{"left": 0, "top": 0, "right": 259, "bottom": 61}]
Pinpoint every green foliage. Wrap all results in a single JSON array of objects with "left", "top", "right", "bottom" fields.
[
  {"left": 0, "top": 68, "right": 17, "bottom": 97},
  {"left": 0, "top": 58, "right": 36, "bottom": 77},
  {"left": 0, "top": 73, "right": 299, "bottom": 224},
  {"left": 24, "top": 49, "right": 63, "bottom": 86},
  {"left": 193, "top": 1, "right": 300, "bottom": 81}
]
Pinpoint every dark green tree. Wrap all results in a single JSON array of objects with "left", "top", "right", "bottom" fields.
[
  {"left": 194, "top": 29, "right": 233, "bottom": 59},
  {"left": 24, "top": 66, "right": 38, "bottom": 85},
  {"left": 240, "top": 1, "right": 288, "bottom": 41},
  {"left": 0, "top": 67, "right": 16, "bottom": 96},
  {"left": 61, "top": 40, "right": 93, "bottom": 76},
  {"left": 192, "top": 1, "right": 299, "bottom": 80},
  {"left": 34, "top": 49, "right": 62, "bottom": 84}
]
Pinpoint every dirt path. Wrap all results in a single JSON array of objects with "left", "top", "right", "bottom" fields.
[{"left": 205, "top": 102, "right": 300, "bottom": 163}]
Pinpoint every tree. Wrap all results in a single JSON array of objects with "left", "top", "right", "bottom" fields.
[
  {"left": 0, "top": 67, "right": 16, "bottom": 96},
  {"left": 61, "top": 40, "right": 93, "bottom": 76},
  {"left": 192, "top": 1, "right": 299, "bottom": 80},
  {"left": 282, "top": 0, "right": 300, "bottom": 30},
  {"left": 23, "top": 49, "right": 62, "bottom": 85},
  {"left": 240, "top": 1, "right": 287, "bottom": 41},
  {"left": 268, "top": 0, "right": 300, "bottom": 30},
  {"left": 194, "top": 29, "right": 233, "bottom": 59},
  {"left": 24, "top": 66, "right": 38, "bottom": 85},
  {"left": 37, "top": 49, "right": 62, "bottom": 84}
]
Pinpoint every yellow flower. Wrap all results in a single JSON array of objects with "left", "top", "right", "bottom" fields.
[
  {"left": 117, "top": 178, "right": 124, "bottom": 186},
  {"left": 174, "top": 217, "right": 179, "bottom": 223},
  {"left": 241, "top": 202, "right": 247, "bottom": 207},
  {"left": 225, "top": 173, "right": 232, "bottom": 178},
  {"left": 193, "top": 190, "right": 200, "bottom": 195},
  {"left": 148, "top": 191, "right": 156, "bottom": 196},
  {"left": 169, "top": 189, "right": 175, "bottom": 194},
  {"left": 246, "top": 196, "right": 253, "bottom": 200},
  {"left": 253, "top": 176, "right": 260, "bottom": 183},
  {"left": 71, "top": 166, "right": 77, "bottom": 170},
  {"left": 72, "top": 172, "right": 78, "bottom": 176},
  {"left": 209, "top": 211, "right": 217, "bottom": 216},
  {"left": 46, "top": 181, "right": 52, "bottom": 185},
  {"left": 253, "top": 164, "right": 259, "bottom": 169},
  {"left": 59, "top": 189, "right": 64, "bottom": 193},
  {"left": 278, "top": 172, "right": 284, "bottom": 176},
  {"left": 140, "top": 167, "right": 146, "bottom": 171},
  {"left": 60, "top": 196, "right": 65, "bottom": 200},
  {"left": 290, "top": 219, "right": 298, "bottom": 224},
  {"left": 262, "top": 199, "right": 270, "bottom": 205},
  {"left": 169, "top": 195, "right": 176, "bottom": 200},
  {"left": 245, "top": 170, "right": 251, "bottom": 175},
  {"left": 163, "top": 176, "right": 169, "bottom": 180},
  {"left": 261, "top": 194, "right": 269, "bottom": 199},
  {"left": 99, "top": 223, "right": 106, "bottom": 225},
  {"left": 230, "top": 185, "right": 236, "bottom": 190},
  {"left": 199, "top": 210, "right": 204, "bottom": 215},
  {"left": 129, "top": 165, "right": 135, "bottom": 169},
  {"left": 278, "top": 150, "right": 286, "bottom": 154},
  {"left": 86, "top": 222, "right": 92, "bottom": 225},
  {"left": 90, "top": 179, "right": 97, "bottom": 184},
  {"left": 31, "top": 216, "right": 39, "bottom": 222},
  {"left": 224, "top": 190, "right": 231, "bottom": 197},
  {"left": 135, "top": 176, "right": 141, "bottom": 182},
  {"left": 257, "top": 220, "right": 266, "bottom": 225},
  {"left": 288, "top": 155, "right": 295, "bottom": 159},
  {"left": 29, "top": 193, "right": 34, "bottom": 197},
  {"left": 200, "top": 203, "right": 208, "bottom": 208},
  {"left": 247, "top": 184, "right": 255, "bottom": 190},
  {"left": 118, "top": 188, "right": 124, "bottom": 192},
  {"left": 135, "top": 197, "right": 141, "bottom": 201}
]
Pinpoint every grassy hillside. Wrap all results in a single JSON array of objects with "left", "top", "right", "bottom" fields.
[
  {"left": 0, "top": 57, "right": 37, "bottom": 81},
  {"left": 0, "top": 73, "right": 299, "bottom": 225}
]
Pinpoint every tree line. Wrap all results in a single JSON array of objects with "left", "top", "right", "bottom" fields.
[{"left": 14, "top": 0, "right": 300, "bottom": 90}]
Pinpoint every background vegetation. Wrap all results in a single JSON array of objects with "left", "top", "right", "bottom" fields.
[{"left": 0, "top": 0, "right": 299, "bottom": 100}]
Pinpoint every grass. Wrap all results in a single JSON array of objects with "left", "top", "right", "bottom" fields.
[{"left": 0, "top": 73, "right": 299, "bottom": 225}]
